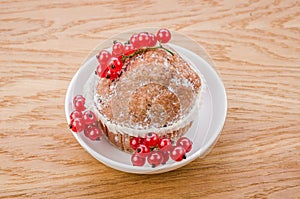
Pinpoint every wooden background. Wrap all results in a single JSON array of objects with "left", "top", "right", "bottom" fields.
[{"left": 1, "top": 0, "right": 299, "bottom": 198}]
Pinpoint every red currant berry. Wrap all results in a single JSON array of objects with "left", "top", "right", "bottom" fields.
[
  {"left": 136, "top": 144, "right": 150, "bottom": 158},
  {"left": 112, "top": 42, "right": 124, "bottom": 56},
  {"left": 73, "top": 95, "right": 85, "bottom": 104},
  {"left": 161, "top": 151, "right": 170, "bottom": 165},
  {"left": 83, "top": 110, "right": 97, "bottom": 125},
  {"left": 170, "top": 146, "right": 186, "bottom": 162},
  {"left": 147, "top": 151, "right": 163, "bottom": 168},
  {"left": 84, "top": 125, "right": 102, "bottom": 141},
  {"left": 106, "top": 70, "right": 119, "bottom": 80},
  {"left": 108, "top": 56, "right": 123, "bottom": 73},
  {"left": 144, "top": 132, "right": 159, "bottom": 148},
  {"left": 70, "top": 110, "right": 83, "bottom": 120},
  {"left": 69, "top": 118, "right": 85, "bottom": 133},
  {"left": 97, "top": 50, "right": 111, "bottom": 66},
  {"left": 148, "top": 33, "right": 157, "bottom": 47},
  {"left": 96, "top": 64, "right": 109, "bottom": 78},
  {"left": 176, "top": 137, "right": 193, "bottom": 153},
  {"left": 158, "top": 137, "right": 172, "bottom": 152},
  {"left": 137, "top": 137, "right": 144, "bottom": 144},
  {"left": 123, "top": 44, "right": 135, "bottom": 56},
  {"left": 74, "top": 99, "right": 85, "bottom": 111},
  {"left": 156, "top": 28, "right": 171, "bottom": 43},
  {"left": 137, "top": 32, "right": 150, "bottom": 48},
  {"left": 131, "top": 153, "right": 146, "bottom": 166},
  {"left": 130, "top": 33, "right": 139, "bottom": 49},
  {"left": 130, "top": 136, "right": 144, "bottom": 150}
]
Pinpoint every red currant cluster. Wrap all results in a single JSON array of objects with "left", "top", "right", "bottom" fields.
[
  {"left": 130, "top": 133, "right": 193, "bottom": 168},
  {"left": 95, "top": 28, "right": 172, "bottom": 80},
  {"left": 69, "top": 95, "right": 102, "bottom": 141}
]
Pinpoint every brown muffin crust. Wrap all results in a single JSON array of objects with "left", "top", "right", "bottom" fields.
[{"left": 95, "top": 47, "right": 201, "bottom": 129}]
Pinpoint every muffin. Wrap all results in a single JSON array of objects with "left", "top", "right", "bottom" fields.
[{"left": 84, "top": 42, "right": 205, "bottom": 153}]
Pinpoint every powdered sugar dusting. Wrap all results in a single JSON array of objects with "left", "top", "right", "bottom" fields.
[{"left": 84, "top": 45, "right": 206, "bottom": 136}]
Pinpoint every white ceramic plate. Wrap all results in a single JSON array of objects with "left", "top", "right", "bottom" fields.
[{"left": 65, "top": 44, "right": 227, "bottom": 174}]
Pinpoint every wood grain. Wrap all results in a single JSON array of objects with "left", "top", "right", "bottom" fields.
[{"left": 1, "top": 0, "right": 299, "bottom": 198}]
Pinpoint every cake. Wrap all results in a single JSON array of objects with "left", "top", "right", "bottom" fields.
[
  {"left": 68, "top": 29, "right": 207, "bottom": 167},
  {"left": 83, "top": 32, "right": 205, "bottom": 154}
]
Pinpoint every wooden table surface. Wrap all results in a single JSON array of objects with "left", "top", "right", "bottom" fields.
[{"left": 1, "top": 0, "right": 299, "bottom": 198}]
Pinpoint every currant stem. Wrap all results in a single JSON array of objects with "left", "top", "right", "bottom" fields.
[
  {"left": 121, "top": 44, "right": 174, "bottom": 62},
  {"left": 157, "top": 43, "right": 174, "bottom": 56}
]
